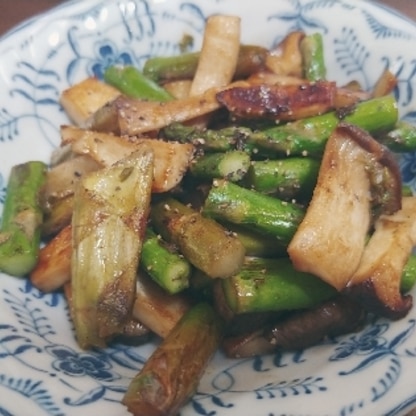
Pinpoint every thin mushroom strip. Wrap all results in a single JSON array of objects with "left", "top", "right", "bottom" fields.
[{"left": 288, "top": 122, "right": 401, "bottom": 291}]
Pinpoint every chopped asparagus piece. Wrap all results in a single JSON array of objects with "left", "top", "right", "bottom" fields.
[
  {"left": 123, "top": 303, "right": 223, "bottom": 416},
  {"left": 163, "top": 95, "right": 398, "bottom": 157},
  {"left": 0, "top": 161, "right": 47, "bottom": 276},
  {"left": 151, "top": 198, "right": 246, "bottom": 279},
  {"left": 217, "top": 257, "right": 336, "bottom": 314},
  {"left": 144, "top": 52, "right": 200, "bottom": 82},
  {"left": 248, "top": 95, "right": 398, "bottom": 157},
  {"left": 190, "top": 150, "right": 251, "bottom": 182},
  {"left": 140, "top": 229, "right": 192, "bottom": 294},
  {"left": 401, "top": 253, "right": 416, "bottom": 293},
  {"left": 104, "top": 65, "right": 173, "bottom": 101},
  {"left": 71, "top": 145, "right": 154, "bottom": 348},
  {"left": 378, "top": 120, "right": 416, "bottom": 152},
  {"left": 204, "top": 179, "right": 305, "bottom": 246},
  {"left": 221, "top": 221, "right": 287, "bottom": 258},
  {"left": 143, "top": 45, "right": 268, "bottom": 82},
  {"left": 242, "top": 157, "right": 320, "bottom": 200},
  {"left": 163, "top": 122, "right": 249, "bottom": 153},
  {"left": 300, "top": 32, "right": 326, "bottom": 81}
]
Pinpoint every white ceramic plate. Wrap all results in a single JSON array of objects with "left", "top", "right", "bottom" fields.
[{"left": 1, "top": 1, "right": 416, "bottom": 415}]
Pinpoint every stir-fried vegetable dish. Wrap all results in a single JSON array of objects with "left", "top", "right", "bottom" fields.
[{"left": 2, "top": 14, "right": 416, "bottom": 416}]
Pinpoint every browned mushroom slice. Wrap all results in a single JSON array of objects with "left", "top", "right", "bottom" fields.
[
  {"left": 87, "top": 87, "right": 228, "bottom": 136},
  {"left": 371, "top": 69, "right": 398, "bottom": 98},
  {"left": 267, "top": 296, "right": 366, "bottom": 351},
  {"left": 333, "top": 86, "right": 370, "bottom": 108},
  {"left": 246, "top": 71, "right": 306, "bottom": 86},
  {"left": 222, "top": 296, "right": 365, "bottom": 358},
  {"left": 288, "top": 122, "right": 401, "bottom": 291},
  {"left": 40, "top": 154, "right": 101, "bottom": 207},
  {"left": 132, "top": 272, "right": 191, "bottom": 339},
  {"left": 265, "top": 31, "right": 305, "bottom": 77},
  {"left": 216, "top": 80, "right": 336, "bottom": 121},
  {"left": 61, "top": 125, "right": 195, "bottom": 193},
  {"left": 222, "top": 328, "right": 276, "bottom": 358},
  {"left": 245, "top": 71, "right": 368, "bottom": 109},
  {"left": 344, "top": 196, "right": 416, "bottom": 320}
]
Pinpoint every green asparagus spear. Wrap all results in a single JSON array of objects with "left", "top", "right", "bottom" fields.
[
  {"left": 300, "top": 32, "right": 326, "bottom": 81},
  {"left": 144, "top": 52, "right": 200, "bottom": 82},
  {"left": 242, "top": 157, "right": 320, "bottom": 200},
  {"left": 217, "top": 257, "right": 337, "bottom": 314},
  {"left": 104, "top": 65, "right": 173, "bottom": 101},
  {"left": 401, "top": 253, "right": 416, "bottom": 293},
  {"left": 151, "top": 197, "right": 194, "bottom": 242},
  {"left": 163, "top": 122, "right": 250, "bottom": 153},
  {"left": 251, "top": 95, "right": 397, "bottom": 157},
  {"left": 143, "top": 45, "right": 268, "bottom": 82},
  {"left": 151, "top": 198, "right": 246, "bottom": 279},
  {"left": 204, "top": 179, "right": 305, "bottom": 246},
  {"left": 140, "top": 228, "right": 192, "bottom": 294},
  {"left": 377, "top": 120, "right": 416, "bottom": 152},
  {"left": 402, "top": 184, "right": 413, "bottom": 197},
  {"left": 163, "top": 95, "right": 398, "bottom": 157},
  {"left": 122, "top": 302, "right": 223, "bottom": 416},
  {"left": 218, "top": 252, "right": 416, "bottom": 316},
  {"left": 0, "top": 161, "right": 47, "bottom": 276},
  {"left": 190, "top": 150, "right": 251, "bottom": 182}
]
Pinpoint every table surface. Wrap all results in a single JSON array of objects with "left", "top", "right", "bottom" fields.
[{"left": 1, "top": 0, "right": 416, "bottom": 415}]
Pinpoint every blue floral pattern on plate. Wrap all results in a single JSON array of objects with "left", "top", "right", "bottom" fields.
[{"left": 1, "top": 0, "right": 416, "bottom": 415}]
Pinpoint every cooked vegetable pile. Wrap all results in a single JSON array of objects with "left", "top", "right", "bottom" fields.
[{"left": 2, "top": 14, "right": 416, "bottom": 416}]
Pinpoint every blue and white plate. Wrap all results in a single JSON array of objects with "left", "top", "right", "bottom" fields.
[{"left": 1, "top": 1, "right": 416, "bottom": 415}]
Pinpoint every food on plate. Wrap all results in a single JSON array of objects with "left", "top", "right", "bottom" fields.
[
  {"left": 71, "top": 146, "right": 154, "bottom": 349},
  {"left": 344, "top": 196, "right": 416, "bottom": 319},
  {"left": 222, "top": 295, "right": 366, "bottom": 358},
  {"left": 2, "top": 12, "right": 416, "bottom": 416},
  {"left": 0, "top": 161, "right": 47, "bottom": 276},
  {"left": 123, "top": 302, "right": 222, "bottom": 416},
  {"left": 162, "top": 94, "right": 398, "bottom": 157},
  {"left": 287, "top": 122, "right": 402, "bottom": 291}
]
